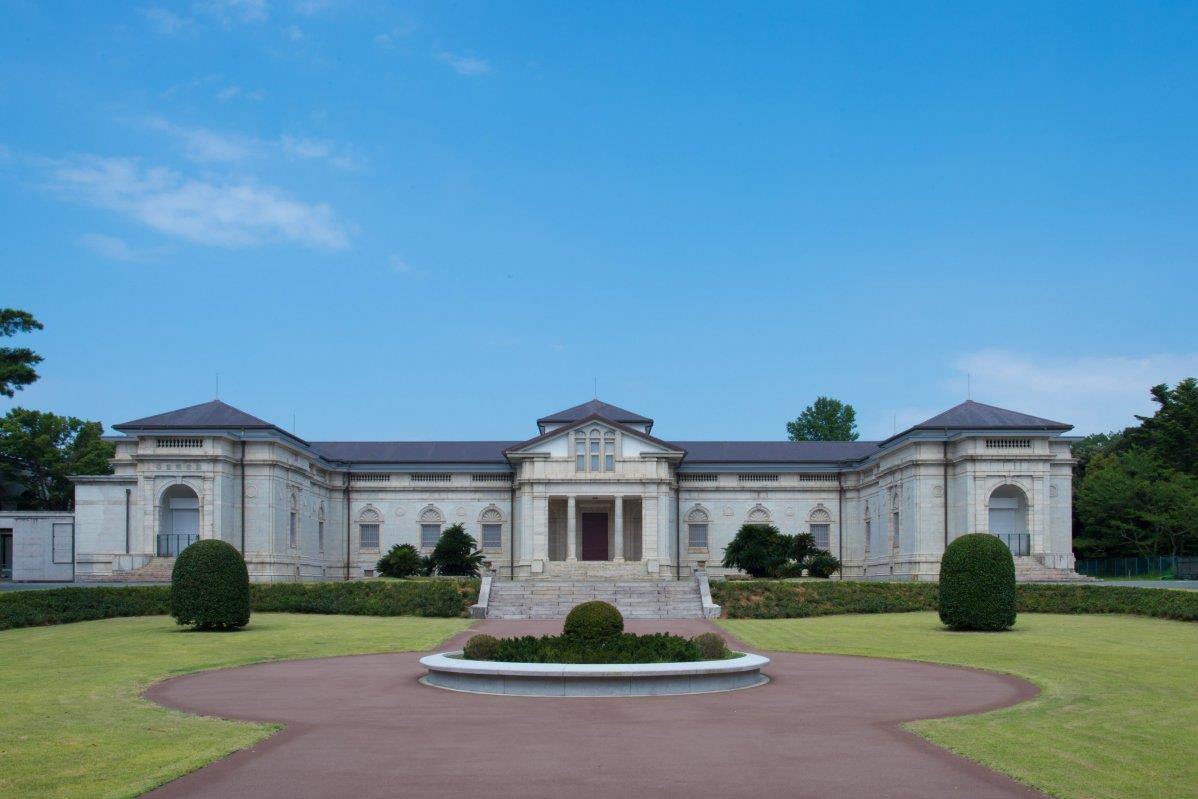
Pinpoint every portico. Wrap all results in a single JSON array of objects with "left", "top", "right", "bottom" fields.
[{"left": 545, "top": 495, "right": 644, "bottom": 562}]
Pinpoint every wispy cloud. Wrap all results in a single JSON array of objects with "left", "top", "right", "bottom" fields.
[
  {"left": 140, "top": 7, "right": 194, "bottom": 34},
  {"left": 946, "top": 349, "right": 1198, "bottom": 435},
  {"left": 195, "top": 0, "right": 269, "bottom": 25},
  {"left": 293, "top": 0, "right": 337, "bottom": 14},
  {"left": 279, "top": 135, "right": 359, "bottom": 169},
  {"left": 46, "top": 155, "right": 350, "bottom": 250},
  {"left": 436, "top": 51, "right": 490, "bottom": 76},
  {"left": 388, "top": 254, "right": 414, "bottom": 274},
  {"left": 145, "top": 116, "right": 257, "bottom": 162},
  {"left": 79, "top": 233, "right": 168, "bottom": 263},
  {"left": 282, "top": 24, "right": 304, "bottom": 41},
  {"left": 374, "top": 23, "right": 414, "bottom": 47},
  {"left": 216, "top": 85, "right": 264, "bottom": 102}
]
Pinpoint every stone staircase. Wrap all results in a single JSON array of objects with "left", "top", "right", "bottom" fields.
[
  {"left": 487, "top": 579, "right": 705, "bottom": 619},
  {"left": 81, "top": 557, "right": 175, "bottom": 583},
  {"left": 1014, "top": 557, "right": 1096, "bottom": 583}
]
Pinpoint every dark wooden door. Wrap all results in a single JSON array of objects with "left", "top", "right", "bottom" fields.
[{"left": 580, "top": 512, "right": 608, "bottom": 561}]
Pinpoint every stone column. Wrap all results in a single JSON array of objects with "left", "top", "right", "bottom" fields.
[
  {"left": 566, "top": 495, "right": 577, "bottom": 561},
  {"left": 533, "top": 494, "right": 549, "bottom": 563},
  {"left": 613, "top": 496, "right": 625, "bottom": 562}
]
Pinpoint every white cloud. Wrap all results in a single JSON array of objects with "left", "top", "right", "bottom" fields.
[
  {"left": 279, "top": 135, "right": 359, "bottom": 169},
  {"left": 436, "top": 51, "right": 490, "bottom": 76},
  {"left": 388, "top": 255, "right": 413, "bottom": 274},
  {"left": 215, "top": 85, "right": 264, "bottom": 102},
  {"left": 140, "top": 7, "right": 194, "bottom": 34},
  {"left": 293, "top": 0, "right": 336, "bottom": 14},
  {"left": 373, "top": 23, "right": 414, "bottom": 47},
  {"left": 145, "top": 117, "right": 257, "bottom": 162},
  {"left": 945, "top": 349, "right": 1198, "bottom": 435},
  {"left": 79, "top": 233, "right": 167, "bottom": 263},
  {"left": 282, "top": 24, "right": 304, "bottom": 41},
  {"left": 195, "top": 0, "right": 269, "bottom": 24},
  {"left": 47, "top": 155, "right": 350, "bottom": 250}
]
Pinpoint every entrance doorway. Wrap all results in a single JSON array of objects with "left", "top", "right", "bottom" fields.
[
  {"left": 580, "top": 512, "right": 608, "bottom": 561},
  {"left": 1, "top": 530, "right": 11, "bottom": 580}
]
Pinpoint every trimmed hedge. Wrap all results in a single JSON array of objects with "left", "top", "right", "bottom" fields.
[
  {"left": 0, "top": 578, "right": 479, "bottom": 631},
  {"left": 171, "top": 539, "right": 251, "bottom": 630},
  {"left": 249, "top": 578, "right": 479, "bottom": 618},
  {"left": 712, "top": 580, "right": 1198, "bottom": 622},
  {"left": 938, "top": 533, "right": 1017, "bottom": 631},
  {"left": 563, "top": 600, "right": 624, "bottom": 640},
  {"left": 0, "top": 586, "right": 170, "bottom": 631},
  {"left": 484, "top": 632, "right": 703, "bottom": 664}
]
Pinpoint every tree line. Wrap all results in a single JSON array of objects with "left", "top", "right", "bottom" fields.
[{"left": 0, "top": 308, "right": 113, "bottom": 510}]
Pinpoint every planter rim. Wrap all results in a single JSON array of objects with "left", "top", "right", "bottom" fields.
[{"left": 419, "top": 650, "right": 770, "bottom": 679}]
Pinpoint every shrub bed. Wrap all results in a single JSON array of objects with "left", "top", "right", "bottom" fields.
[
  {"left": 712, "top": 580, "right": 1198, "bottom": 622},
  {"left": 480, "top": 632, "right": 706, "bottom": 664}
]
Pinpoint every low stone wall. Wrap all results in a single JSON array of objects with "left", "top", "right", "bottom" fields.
[{"left": 419, "top": 651, "right": 769, "bottom": 696}]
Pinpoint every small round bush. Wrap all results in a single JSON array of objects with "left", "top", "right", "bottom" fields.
[
  {"left": 171, "top": 539, "right": 250, "bottom": 630},
  {"left": 939, "top": 533, "right": 1017, "bottom": 631},
  {"left": 692, "top": 632, "right": 730, "bottom": 660},
  {"left": 377, "top": 543, "right": 422, "bottom": 578},
  {"left": 806, "top": 553, "right": 842, "bottom": 579},
  {"left": 463, "top": 633, "right": 500, "bottom": 660},
  {"left": 563, "top": 601, "right": 624, "bottom": 640}
]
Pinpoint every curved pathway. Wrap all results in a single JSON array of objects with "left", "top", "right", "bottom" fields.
[{"left": 145, "top": 620, "right": 1041, "bottom": 798}]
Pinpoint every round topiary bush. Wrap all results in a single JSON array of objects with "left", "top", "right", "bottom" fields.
[
  {"left": 691, "top": 632, "right": 729, "bottom": 660},
  {"left": 171, "top": 539, "right": 251, "bottom": 631},
  {"left": 563, "top": 600, "right": 624, "bottom": 641},
  {"left": 463, "top": 633, "right": 500, "bottom": 660},
  {"left": 939, "top": 533, "right": 1017, "bottom": 631}
]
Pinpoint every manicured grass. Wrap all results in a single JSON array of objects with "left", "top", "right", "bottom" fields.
[
  {"left": 0, "top": 613, "right": 470, "bottom": 799},
  {"left": 722, "top": 613, "right": 1197, "bottom": 799}
]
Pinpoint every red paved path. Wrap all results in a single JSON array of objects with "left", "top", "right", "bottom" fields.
[{"left": 144, "top": 619, "right": 1042, "bottom": 798}]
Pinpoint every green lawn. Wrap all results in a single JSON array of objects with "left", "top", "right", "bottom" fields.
[
  {"left": 722, "top": 613, "right": 1197, "bottom": 799},
  {"left": 0, "top": 613, "right": 470, "bottom": 799}
]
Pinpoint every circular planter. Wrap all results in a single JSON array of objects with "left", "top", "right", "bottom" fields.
[{"left": 419, "top": 651, "right": 770, "bottom": 697}]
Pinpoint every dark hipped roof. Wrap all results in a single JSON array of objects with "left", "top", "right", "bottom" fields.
[
  {"left": 310, "top": 441, "right": 519, "bottom": 464},
  {"left": 673, "top": 440, "right": 879, "bottom": 464},
  {"left": 537, "top": 400, "right": 653, "bottom": 427},
  {"left": 911, "top": 400, "right": 1070, "bottom": 432},
  {"left": 115, "top": 399, "right": 283, "bottom": 433}
]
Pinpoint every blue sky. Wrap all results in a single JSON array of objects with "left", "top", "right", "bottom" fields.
[{"left": 2, "top": 1, "right": 1196, "bottom": 442}]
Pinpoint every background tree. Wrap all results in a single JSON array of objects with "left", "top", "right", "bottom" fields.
[
  {"left": 787, "top": 396, "right": 859, "bottom": 441},
  {"left": 1122, "top": 378, "right": 1198, "bottom": 475},
  {"left": 0, "top": 308, "right": 43, "bottom": 397},
  {"left": 722, "top": 523, "right": 791, "bottom": 578},
  {"left": 429, "top": 523, "right": 484, "bottom": 576},
  {"left": 0, "top": 409, "right": 114, "bottom": 510}
]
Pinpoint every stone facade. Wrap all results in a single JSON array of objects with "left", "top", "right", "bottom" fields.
[{"left": 51, "top": 398, "right": 1081, "bottom": 584}]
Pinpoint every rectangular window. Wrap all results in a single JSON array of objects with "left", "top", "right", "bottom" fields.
[
  {"left": 590, "top": 440, "right": 599, "bottom": 471},
  {"left": 421, "top": 524, "right": 441, "bottom": 549},
  {"left": 359, "top": 523, "right": 379, "bottom": 550},
  {"left": 688, "top": 523, "right": 708, "bottom": 549},
  {"left": 318, "top": 521, "right": 324, "bottom": 552},
  {"left": 865, "top": 520, "right": 872, "bottom": 556},
  {"left": 289, "top": 512, "right": 298, "bottom": 548},
  {"left": 604, "top": 440, "right": 614, "bottom": 471},
  {"left": 482, "top": 523, "right": 502, "bottom": 550},
  {"left": 810, "top": 523, "right": 830, "bottom": 550},
  {"left": 891, "top": 512, "right": 900, "bottom": 553},
  {"left": 52, "top": 522, "right": 73, "bottom": 564}
]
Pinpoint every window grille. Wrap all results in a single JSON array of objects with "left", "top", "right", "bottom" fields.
[
  {"left": 482, "top": 523, "right": 502, "bottom": 549},
  {"left": 318, "top": 521, "right": 324, "bottom": 552},
  {"left": 688, "top": 523, "right": 709, "bottom": 549},
  {"left": 156, "top": 437, "right": 203, "bottom": 449},
  {"left": 738, "top": 474, "right": 779, "bottom": 483},
  {"left": 359, "top": 523, "right": 379, "bottom": 549},
  {"left": 350, "top": 473, "right": 391, "bottom": 483},
  {"left": 679, "top": 474, "right": 718, "bottom": 483},
  {"left": 421, "top": 524, "right": 442, "bottom": 549},
  {"left": 799, "top": 473, "right": 838, "bottom": 483},
  {"left": 471, "top": 473, "right": 512, "bottom": 482},
  {"left": 810, "top": 523, "right": 830, "bottom": 550},
  {"left": 411, "top": 473, "right": 452, "bottom": 483},
  {"left": 986, "top": 438, "right": 1032, "bottom": 449}
]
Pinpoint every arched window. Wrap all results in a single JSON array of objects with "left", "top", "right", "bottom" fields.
[
  {"left": 289, "top": 490, "right": 300, "bottom": 549},
  {"left": 317, "top": 502, "right": 326, "bottom": 553},
  {"left": 158, "top": 483, "right": 200, "bottom": 556},
  {"left": 419, "top": 505, "right": 444, "bottom": 550},
  {"left": 988, "top": 484, "right": 1029, "bottom": 555},
  {"left": 808, "top": 507, "right": 832, "bottom": 550},
  {"left": 864, "top": 502, "right": 872, "bottom": 558},
  {"left": 358, "top": 506, "right": 381, "bottom": 550},
  {"left": 575, "top": 427, "right": 616, "bottom": 473},
  {"left": 479, "top": 505, "right": 504, "bottom": 551},
  {"left": 686, "top": 505, "right": 710, "bottom": 550}
]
